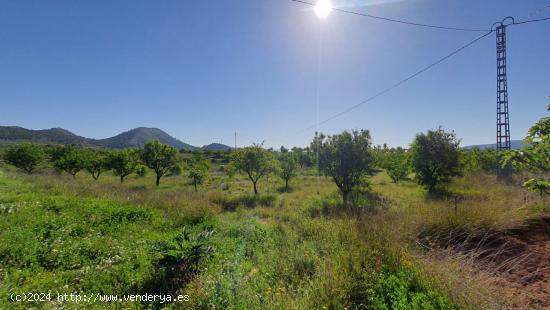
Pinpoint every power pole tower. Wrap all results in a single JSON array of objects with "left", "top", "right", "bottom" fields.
[
  {"left": 234, "top": 132, "right": 237, "bottom": 150},
  {"left": 494, "top": 18, "right": 514, "bottom": 180}
]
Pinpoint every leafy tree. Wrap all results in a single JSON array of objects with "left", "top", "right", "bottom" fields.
[
  {"left": 107, "top": 149, "right": 139, "bottom": 183},
  {"left": 384, "top": 148, "right": 410, "bottom": 183},
  {"left": 461, "top": 148, "right": 497, "bottom": 173},
  {"left": 82, "top": 149, "right": 108, "bottom": 180},
  {"left": 278, "top": 152, "right": 298, "bottom": 189},
  {"left": 318, "top": 130, "right": 375, "bottom": 207},
  {"left": 46, "top": 144, "right": 73, "bottom": 162},
  {"left": 291, "top": 147, "right": 312, "bottom": 168},
  {"left": 141, "top": 140, "right": 179, "bottom": 186},
  {"left": 4, "top": 143, "right": 45, "bottom": 174},
  {"left": 54, "top": 148, "right": 87, "bottom": 178},
  {"left": 186, "top": 155, "right": 210, "bottom": 192},
  {"left": 410, "top": 127, "right": 462, "bottom": 192},
  {"left": 168, "top": 163, "right": 183, "bottom": 176},
  {"left": 310, "top": 132, "right": 326, "bottom": 173},
  {"left": 230, "top": 144, "right": 277, "bottom": 194},
  {"left": 503, "top": 104, "right": 550, "bottom": 196},
  {"left": 135, "top": 164, "right": 148, "bottom": 177}
]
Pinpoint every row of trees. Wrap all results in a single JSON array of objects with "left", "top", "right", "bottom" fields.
[
  {"left": 4, "top": 105, "right": 548, "bottom": 203},
  {"left": 3, "top": 141, "right": 211, "bottom": 189},
  {"left": 0, "top": 128, "right": 485, "bottom": 203},
  {"left": 1, "top": 140, "right": 300, "bottom": 192}
]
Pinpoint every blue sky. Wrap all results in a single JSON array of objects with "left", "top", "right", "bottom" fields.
[{"left": 0, "top": 0, "right": 548, "bottom": 148}]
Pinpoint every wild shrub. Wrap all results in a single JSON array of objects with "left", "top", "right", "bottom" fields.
[
  {"left": 149, "top": 226, "right": 215, "bottom": 294},
  {"left": 367, "top": 268, "right": 456, "bottom": 310}
]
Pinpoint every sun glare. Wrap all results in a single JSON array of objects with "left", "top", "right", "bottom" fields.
[{"left": 314, "top": 0, "right": 332, "bottom": 19}]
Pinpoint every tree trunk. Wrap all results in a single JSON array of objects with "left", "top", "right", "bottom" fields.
[
  {"left": 156, "top": 174, "right": 161, "bottom": 186},
  {"left": 342, "top": 191, "right": 350, "bottom": 208},
  {"left": 253, "top": 181, "right": 258, "bottom": 195},
  {"left": 194, "top": 182, "right": 198, "bottom": 192},
  {"left": 285, "top": 179, "right": 289, "bottom": 189},
  {"left": 120, "top": 175, "right": 124, "bottom": 183}
]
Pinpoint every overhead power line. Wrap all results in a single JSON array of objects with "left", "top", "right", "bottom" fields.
[
  {"left": 290, "top": 0, "right": 490, "bottom": 32},
  {"left": 294, "top": 30, "right": 494, "bottom": 134},
  {"left": 512, "top": 16, "right": 550, "bottom": 25}
]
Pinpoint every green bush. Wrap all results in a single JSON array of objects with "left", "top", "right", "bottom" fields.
[{"left": 367, "top": 268, "right": 456, "bottom": 310}]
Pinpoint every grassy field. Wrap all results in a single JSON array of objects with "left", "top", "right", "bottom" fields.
[{"left": 1, "top": 162, "right": 548, "bottom": 309}]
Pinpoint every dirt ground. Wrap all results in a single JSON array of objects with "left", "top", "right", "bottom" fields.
[{"left": 470, "top": 218, "right": 550, "bottom": 309}]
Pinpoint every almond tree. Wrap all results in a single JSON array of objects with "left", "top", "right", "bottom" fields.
[
  {"left": 278, "top": 152, "right": 298, "bottom": 190},
  {"left": 410, "top": 127, "right": 462, "bottom": 192},
  {"left": 186, "top": 155, "right": 210, "bottom": 192},
  {"left": 107, "top": 149, "right": 139, "bottom": 183},
  {"left": 83, "top": 149, "right": 108, "bottom": 180},
  {"left": 54, "top": 147, "right": 87, "bottom": 179},
  {"left": 4, "top": 143, "right": 45, "bottom": 174},
  {"left": 318, "top": 130, "right": 375, "bottom": 207},
  {"left": 141, "top": 140, "right": 179, "bottom": 186},
  {"left": 230, "top": 144, "right": 277, "bottom": 195}
]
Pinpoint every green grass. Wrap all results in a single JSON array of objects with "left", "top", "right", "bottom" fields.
[
  {"left": 4, "top": 170, "right": 214, "bottom": 308},
  {"left": 2, "top": 163, "right": 544, "bottom": 309}
]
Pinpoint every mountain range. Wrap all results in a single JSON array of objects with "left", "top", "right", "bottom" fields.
[
  {"left": 463, "top": 140, "right": 524, "bottom": 150},
  {"left": 0, "top": 125, "right": 525, "bottom": 152},
  {"left": 0, "top": 126, "right": 232, "bottom": 151}
]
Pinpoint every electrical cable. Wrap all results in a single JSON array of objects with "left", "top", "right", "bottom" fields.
[
  {"left": 512, "top": 16, "right": 550, "bottom": 25},
  {"left": 290, "top": 0, "right": 491, "bottom": 32},
  {"left": 293, "top": 30, "right": 494, "bottom": 135}
]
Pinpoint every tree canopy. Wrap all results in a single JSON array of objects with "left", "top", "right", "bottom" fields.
[
  {"left": 107, "top": 149, "right": 140, "bottom": 183},
  {"left": 141, "top": 140, "right": 179, "bottom": 186},
  {"left": 54, "top": 147, "right": 87, "bottom": 178},
  {"left": 186, "top": 155, "right": 210, "bottom": 192},
  {"left": 410, "top": 127, "right": 462, "bottom": 192},
  {"left": 82, "top": 149, "right": 108, "bottom": 180},
  {"left": 318, "top": 130, "right": 375, "bottom": 207},
  {"left": 4, "top": 143, "right": 45, "bottom": 174},
  {"left": 230, "top": 144, "right": 277, "bottom": 194},
  {"left": 278, "top": 151, "right": 298, "bottom": 190},
  {"left": 503, "top": 104, "right": 550, "bottom": 196}
]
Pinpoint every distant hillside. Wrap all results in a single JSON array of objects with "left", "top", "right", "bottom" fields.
[
  {"left": 96, "top": 127, "right": 196, "bottom": 150},
  {"left": 202, "top": 143, "right": 232, "bottom": 151},
  {"left": 0, "top": 126, "right": 93, "bottom": 146},
  {"left": 463, "top": 140, "right": 524, "bottom": 150},
  {"left": 0, "top": 126, "right": 196, "bottom": 150}
]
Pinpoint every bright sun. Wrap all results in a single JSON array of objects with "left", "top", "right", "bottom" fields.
[{"left": 314, "top": 0, "right": 332, "bottom": 19}]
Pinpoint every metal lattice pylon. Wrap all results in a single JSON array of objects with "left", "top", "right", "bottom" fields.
[
  {"left": 494, "top": 18, "right": 514, "bottom": 179},
  {"left": 496, "top": 24, "right": 511, "bottom": 152}
]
